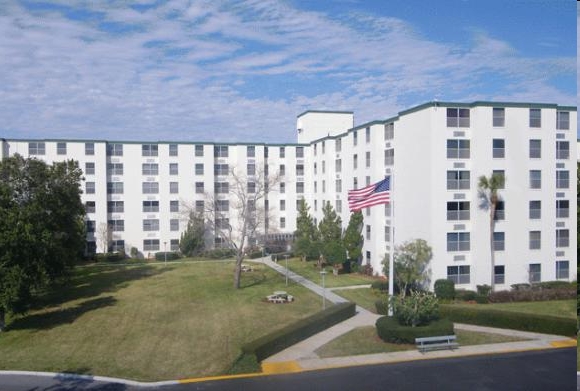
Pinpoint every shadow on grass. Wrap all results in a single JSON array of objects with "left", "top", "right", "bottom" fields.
[
  {"left": 46, "top": 374, "right": 129, "bottom": 390},
  {"left": 7, "top": 296, "right": 117, "bottom": 331},
  {"left": 32, "top": 265, "right": 168, "bottom": 310},
  {"left": 240, "top": 272, "right": 268, "bottom": 289}
]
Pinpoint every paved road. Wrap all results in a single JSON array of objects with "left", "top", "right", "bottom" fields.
[{"left": 1, "top": 349, "right": 574, "bottom": 391}]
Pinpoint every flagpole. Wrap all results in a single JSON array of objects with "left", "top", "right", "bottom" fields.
[{"left": 388, "top": 171, "right": 395, "bottom": 316}]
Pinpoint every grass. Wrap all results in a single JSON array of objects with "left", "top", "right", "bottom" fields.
[
  {"left": 315, "top": 326, "right": 531, "bottom": 358},
  {"left": 333, "top": 287, "right": 383, "bottom": 313},
  {"left": 283, "top": 258, "right": 380, "bottom": 288},
  {"left": 0, "top": 260, "right": 323, "bottom": 381}
]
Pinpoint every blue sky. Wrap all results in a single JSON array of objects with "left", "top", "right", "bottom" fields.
[{"left": 0, "top": 0, "right": 576, "bottom": 143}]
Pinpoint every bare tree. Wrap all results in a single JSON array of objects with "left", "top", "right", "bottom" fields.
[
  {"left": 97, "top": 222, "right": 112, "bottom": 253},
  {"left": 193, "top": 165, "right": 280, "bottom": 289}
]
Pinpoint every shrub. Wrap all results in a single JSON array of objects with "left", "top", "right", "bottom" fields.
[
  {"left": 371, "top": 281, "right": 389, "bottom": 292},
  {"left": 360, "top": 263, "right": 374, "bottom": 276},
  {"left": 434, "top": 279, "right": 455, "bottom": 300},
  {"left": 203, "top": 248, "right": 236, "bottom": 259},
  {"left": 476, "top": 284, "right": 491, "bottom": 296},
  {"left": 95, "top": 252, "right": 122, "bottom": 263},
  {"left": 474, "top": 295, "right": 489, "bottom": 304},
  {"left": 375, "top": 297, "right": 390, "bottom": 315},
  {"left": 488, "top": 288, "right": 575, "bottom": 303},
  {"left": 130, "top": 247, "right": 139, "bottom": 258},
  {"left": 440, "top": 305, "right": 575, "bottom": 336},
  {"left": 375, "top": 316, "right": 454, "bottom": 344},
  {"left": 455, "top": 290, "right": 478, "bottom": 302},
  {"left": 270, "top": 252, "right": 294, "bottom": 262},
  {"left": 154, "top": 252, "right": 180, "bottom": 261},
  {"left": 535, "top": 281, "right": 575, "bottom": 290},
  {"left": 511, "top": 283, "right": 531, "bottom": 291},
  {"left": 391, "top": 291, "right": 439, "bottom": 327},
  {"left": 242, "top": 302, "right": 356, "bottom": 362}
]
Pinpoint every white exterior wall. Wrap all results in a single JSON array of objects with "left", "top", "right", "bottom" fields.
[{"left": 2, "top": 101, "right": 576, "bottom": 291}]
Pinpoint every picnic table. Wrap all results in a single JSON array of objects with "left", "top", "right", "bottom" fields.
[{"left": 267, "top": 291, "right": 294, "bottom": 304}]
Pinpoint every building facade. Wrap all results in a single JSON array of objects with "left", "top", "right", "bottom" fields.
[{"left": 1, "top": 101, "right": 576, "bottom": 290}]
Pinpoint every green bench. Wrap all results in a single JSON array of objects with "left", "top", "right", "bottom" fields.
[{"left": 415, "top": 335, "right": 459, "bottom": 353}]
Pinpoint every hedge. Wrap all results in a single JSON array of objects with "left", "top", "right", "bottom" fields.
[
  {"left": 440, "top": 305, "right": 575, "bottom": 336},
  {"left": 154, "top": 251, "right": 180, "bottom": 261},
  {"left": 375, "top": 298, "right": 390, "bottom": 315},
  {"left": 434, "top": 279, "right": 455, "bottom": 300},
  {"left": 375, "top": 316, "right": 454, "bottom": 344},
  {"left": 488, "top": 288, "right": 575, "bottom": 303},
  {"left": 242, "top": 302, "right": 356, "bottom": 362},
  {"left": 371, "top": 280, "right": 389, "bottom": 292}
]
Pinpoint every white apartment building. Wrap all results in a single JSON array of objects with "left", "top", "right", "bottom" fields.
[{"left": 1, "top": 101, "right": 576, "bottom": 290}]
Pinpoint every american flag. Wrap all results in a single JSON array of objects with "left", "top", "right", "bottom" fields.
[{"left": 348, "top": 177, "right": 391, "bottom": 212}]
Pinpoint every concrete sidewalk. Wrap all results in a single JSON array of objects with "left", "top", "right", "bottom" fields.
[{"left": 252, "top": 256, "right": 576, "bottom": 374}]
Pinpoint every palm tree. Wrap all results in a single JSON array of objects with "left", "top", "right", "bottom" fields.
[{"left": 478, "top": 173, "right": 505, "bottom": 293}]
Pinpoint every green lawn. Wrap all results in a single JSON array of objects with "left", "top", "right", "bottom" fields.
[
  {"left": 283, "top": 258, "right": 380, "bottom": 288},
  {"left": 0, "top": 261, "right": 323, "bottom": 381},
  {"left": 315, "top": 326, "right": 530, "bottom": 358},
  {"left": 333, "top": 288, "right": 383, "bottom": 313}
]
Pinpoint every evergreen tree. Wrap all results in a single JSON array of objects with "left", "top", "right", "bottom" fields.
[
  {"left": 318, "top": 202, "right": 345, "bottom": 266},
  {"left": 342, "top": 211, "right": 364, "bottom": 271},
  {"left": 293, "top": 200, "right": 319, "bottom": 260},
  {"left": 179, "top": 211, "right": 205, "bottom": 256}
]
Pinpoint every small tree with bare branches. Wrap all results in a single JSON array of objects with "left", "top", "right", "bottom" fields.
[
  {"left": 97, "top": 222, "right": 112, "bottom": 253},
  {"left": 199, "top": 166, "right": 280, "bottom": 289}
]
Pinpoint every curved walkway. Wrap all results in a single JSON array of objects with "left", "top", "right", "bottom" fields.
[{"left": 251, "top": 256, "right": 576, "bottom": 374}]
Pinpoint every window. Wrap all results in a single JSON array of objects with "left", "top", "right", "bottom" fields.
[
  {"left": 195, "top": 164, "right": 204, "bottom": 175},
  {"left": 279, "top": 164, "right": 286, "bottom": 176},
  {"left": 142, "top": 182, "right": 159, "bottom": 194},
  {"left": 143, "top": 219, "right": 159, "bottom": 231},
  {"left": 85, "top": 182, "right": 95, "bottom": 194},
  {"left": 365, "top": 176, "right": 371, "bottom": 186},
  {"left": 28, "top": 142, "right": 45, "bottom": 155},
  {"left": 170, "top": 182, "right": 178, "bottom": 194},
  {"left": 169, "top": 163, "right": 178, "bottom": 175},
  {"left": 556, "top": 111, "right": 569, "bottom": 130},
  {"left": 556, "top": 229, "right": 569, "bottom": 247},
  {"left": 143, "top": 200, "right": 159, "bottom": 212},
  {"left": 280, "top": 200, "right": 286, "bottom": 211},
  {"left": 366, "top": 225, "right": 371, "bottom": 240},
  {"left": 447, "top": 265, "right": 470, "bottom": 284},
  {"left": 85, "top": 143, "right": 95, "bottom": 155},
  {"left": 169, "top": 144, "right": 178, "bottom": 156},
  {"left": 494, "top": 201, "right": 505, "bottom": 221},
  {"left": 313, "top": 163, "right": 317, "bottom": 175},
  {"left": 529, "top": 170, "right": 541, "bottom": 189},
  {"left": 85, "top": 201, "right": 96, "bottom": 213},
  {"left": 446, "top": 140, "right": 470, "bottom": 159},
  {"left": 296, "top": 147, "right": 304, "bottom": 158},
  {"left": 142, "top": 144, "right": 158, "bottom": 156},
  {"left": 214, "top": 145, "right": 228, "bottom": 158},
  {"left": 108, "top": 220, "right": 124, "bottom": 232},
  {"left": 296, "top": 182, "right": 304, "bottom": 193},
  {"left": 195, "top": 200, "right": 204, "bottom": 213},
  {"left": 107, "top": 163, "right": 123, "bottom": 175},
  {"left": 247, "top": 146, "right": 255, "bottom": 157},
  {"left": 336, "top": 200, "right": 342, "bottom": 213},
  {"left": 195, "top": 145, "right": 204, "bottom": 157},
  {"left": 279, "top": 147, "right": 285, "bottom": 158},
  {"left": 529, "top": 264, "right": 541, "bottom": 283},
  {"left": 314, "top": 181, "right": 317, "bottom": 193},
  {"left": 322, "top": 161, "right": 326, "bottom": 174},
  {"left": 365, "top": 127, "right": 371, "bottom": 143},
  {"left": 493, "top": 232, "right": 505, "bottom": 251},
  {"left": 529, "top": 108, "right": 541, "bottom": 128},
  {"left": 529, "top": 201, "right": 541, "bottom": 219},
  {"left": 86, "top": 220, "right": 96, "bottom": 233},
  {"left": 365, "top": 151, "right": 371, "bottom": 168},
  {"left": 353, "top": 154, "right": 358, "bottom": 169},
  {"left": 247, "top": 182, "right": 256, "bottom": 193},
  {"left": 446, "top": 170, "right": 470, "bottom": 190},
  {"left": 353, "top": 130, "right": 358, "bottom": 146},
  {"left": 353, "top": 177, "right": 358, "bottom": 190},
  {"left": 555, "top": 261, "right": 569, "bottom": 279},
  {"left": 335, "top": 179, "right": 342, "bottom": 193},
  {"left": 108, "top": 201, "right": 124, "bottom": 213},
  {"left": 384, "top": 226, "right": 390, "bottom": 242},
  {"left": 264, "top": 147, "right": 268, "bottom": 158},
  {"left": 447, "top": 108, "right": 470, "bottom": 127},
  {"left": 556, "top": 200, "right": 569, "bottom": 218},
  {"left": 107, "top": 143, "right": 123, "bottom": 156},
  {"left": 493, "top": 108, "right": 505, "bottom": 127},
  {"left": 214, "top": 164, "right": 229, "bottom": 176},
  {"left": 107, "top": 182, "right": 124, "bottom": 194},
  {"left": 215, "top": 182, "right": 229, "bottom": 193},
  {"left": 57, "top": 142, "right": 67, "bottom": 155},
  {"left": 247, "top": 163, "right": 255, "bottom": 176},
  {"left": 556, "top": 141, "right": 569, "bottom": 160},
  {"left": 447, "top": 202, "right": 470, "bottom": 220},
  {"left": 170, "top": 239, "right": 179, "bottom": 251},
  {"left": 216, "top": 218, "right": 230, "bottom": 229},
  {"left": 335, "top": 139, "right": 342, "bottom": 152},
  {"left": 384, "top": 123, "right": 394, "bottom": 140},
  {"left": 170, "top": 219, "right": 179, "bottom": 231},
  {"left": 214, "top": 199, "right": 228, "bottom": 212},
  {"left": 313, "top": 144, "right": 317, "bottom": 156},
  {"left": 170, "top": 200, "right": 179, "bottom": 213},
  {"left": 529, "top": 139, "right": 541, "bottom": 158},
  {"left": 322, "top": 141, "right": 326, "bottom": 154},
  {"left": 296, "top": 164, "right": 304, "bottom": 176},
  {"left": 86, "top": 241, "right": 97, "bottom": 254},
  {"left": 85, "top": 162, "right": 95, "bottom": 175},
  {"left": 494, "top": 265, "right": 505, "bottom": 285},
  {"left": 142, "top": 163, "right": 159, "bottom": 176},
  {"left": 280, "top": 182, "right": 285, "bottom": 193},
  {"left": 492, "top": 139, "right": 505, "bottom": 158},
  {"left": 529, "top": 231, "right": 541, "bottom": 250},
  {"left": 492, "top": 170, "right": 505, "bottom": 189},
  {"left": 384, "top": 149, "right": 394, "bottom": 165},
  {"left": 109, "top": 240, "right": 125, "bottom": 252},
  {"left": 447, "top": 232, "right": 470, "bottom": 251},
  {"left": 144, "top": 239, "right": 160, "bottom": 251},
  {"left": 556, "top": 171, "right": 569, "bottom": 189}
]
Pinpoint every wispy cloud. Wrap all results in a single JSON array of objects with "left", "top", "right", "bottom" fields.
[{"left": 0, "top": 0, "right": 575, "bottom": 142}]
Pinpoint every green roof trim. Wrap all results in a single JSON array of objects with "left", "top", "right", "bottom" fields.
[
  {"left": 2, "top": 138, "right": 309, "bottom": 147},
  {"left": 399, "top": 100, "right": 576, "bottom": 116},
  {"left": 297, "top": 109, "right": 353, "bottom": 118}
]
